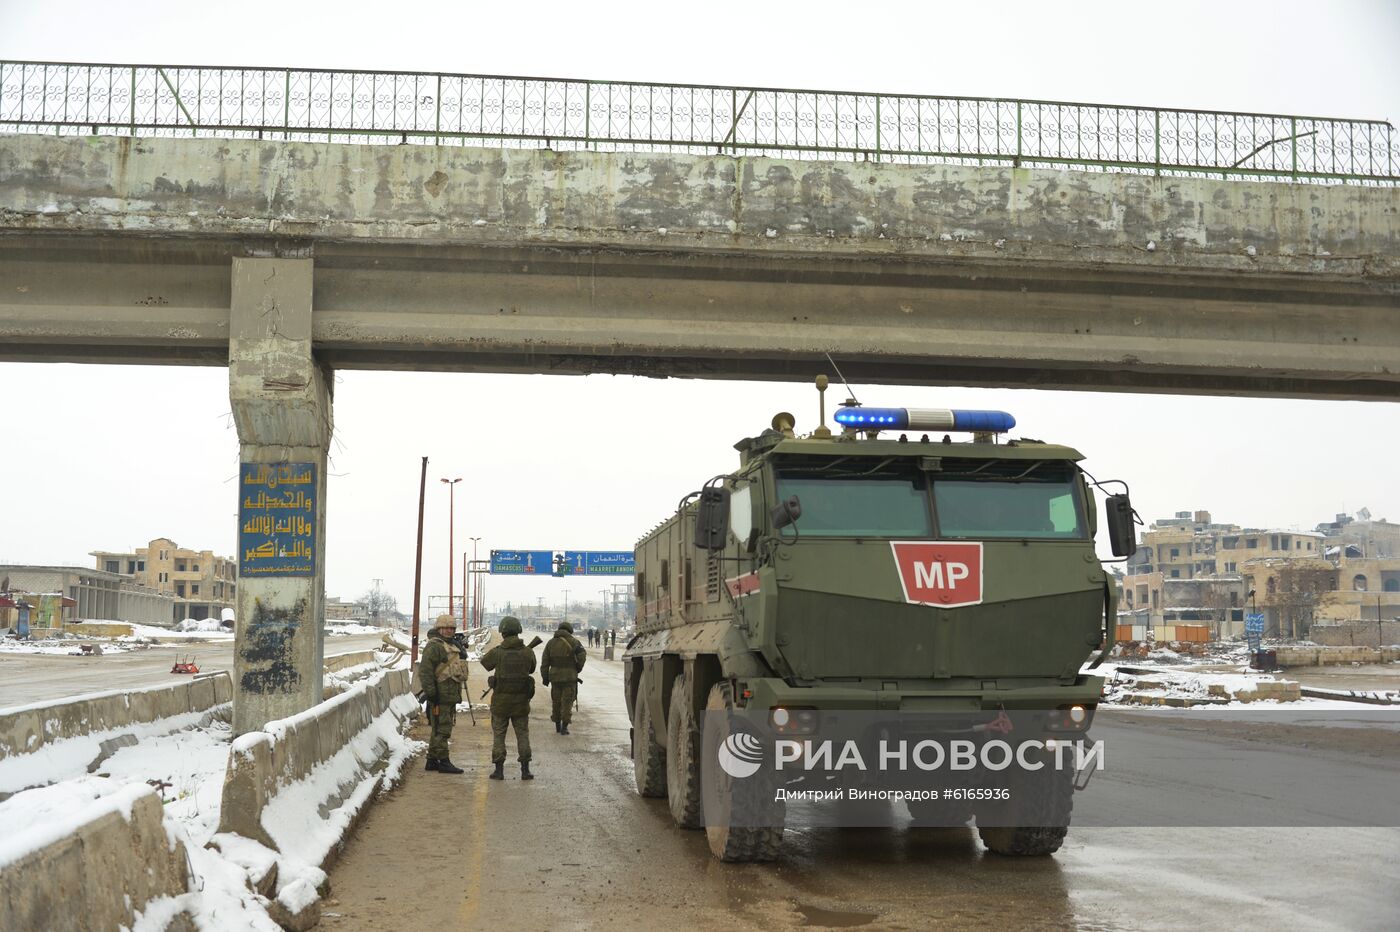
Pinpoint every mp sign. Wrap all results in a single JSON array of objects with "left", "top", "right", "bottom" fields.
[{"left": 890, "top": 541, "right": 984, "bottom": 608}]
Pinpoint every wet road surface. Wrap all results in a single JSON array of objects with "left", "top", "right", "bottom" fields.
[
  {"left": 325, "top": 649, "right": 1399, "bottom": 931},
  {"left": 0, "top": 634, "right": 385, "bottom": 708}
]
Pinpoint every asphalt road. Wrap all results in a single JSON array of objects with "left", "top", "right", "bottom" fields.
[
  {"left": 0, "top": 633, "right": 386, "bottom": 708},
  {"left": 324, "top": 650, "right": 1400, "bottom": 931}
]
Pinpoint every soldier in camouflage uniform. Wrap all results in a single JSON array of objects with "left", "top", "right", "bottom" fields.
[
  {"left": 480, "top": 615, "right": 537, "bottom": 780},
  {"left": 542, "top": 621, "right": 586, "bottom": 735},
  {"left": 417, "top": 614, "right": 468, "bottom": 774}
]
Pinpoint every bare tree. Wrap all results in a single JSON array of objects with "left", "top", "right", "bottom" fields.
[
  {"left": 1199, "top": 582, "right": 1235, "bottom": 640},
  {"left": 1269, "top": 562, "right": 1336, "bottom": 639},
  {"left": 360, "top": 586, "right": 398, "bottom": 625}
]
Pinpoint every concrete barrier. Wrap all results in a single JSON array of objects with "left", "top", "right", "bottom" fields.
[
  {"left": 66, "top": 622, "right": 134, "bottom": 638},
  {"left": 217, "top": 668, "right": 417, "bottom": 853},
  {"left": 0, "top": 784, "right": 191, "bottom": 932},
  {"left": 0, "top": 673, "right": 232, "bottom": 761},
  {"left": 324, "top": 649, "right": 378, "bottom": 674},
  {"left": 1275, "top": 646, "right": 1400, "bottom": 667}
]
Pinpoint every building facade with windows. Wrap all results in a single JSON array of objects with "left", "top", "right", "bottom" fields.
[
  {"left": 1123, "top": 509, "right": 1400, "bottom": 640},
  {"left": 0, "top": 565, "right": 175, "bottom": 627},
  {"left": 91, "top": 537, "right": 237, "bottom": 623}
]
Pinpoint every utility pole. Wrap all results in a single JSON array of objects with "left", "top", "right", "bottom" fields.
[
  {"left": 470, "top": 537, "right": 482, "bottom": 628},
  {"left": 411, "top": 458, "right": 428, "bottom": 665},
  {"left": 371, "top": 578, "right": 383, "bottom": 626},
  {"left": 563, "top": 589, "right": 570, "bottom": 625}
]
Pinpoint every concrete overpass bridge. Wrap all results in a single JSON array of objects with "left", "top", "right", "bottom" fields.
[{"left": 1, "top": 61, "right": 1398, "bottom": 729}]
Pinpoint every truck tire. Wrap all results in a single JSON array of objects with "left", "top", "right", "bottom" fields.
[
  {"left": 702, "top": 682, "right": 784, "bottom": 862},
  {"left": 976, "top": 765, "right": 1073, "bottom": 856},
  {"left": 666, "top": 672, "right": 704, "bottom": 828},
  {"left": 633, "top": 687, "right": 667, "bottom": 798}
]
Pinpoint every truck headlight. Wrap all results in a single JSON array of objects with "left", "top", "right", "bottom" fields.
[{"left": 770, "top": 706, "right": 818, "bottom": 735}]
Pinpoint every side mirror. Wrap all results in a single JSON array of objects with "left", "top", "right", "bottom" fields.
[
  {"left": 770, "top": 495, "right": 802, "bottom": 530},
  {"left": 1105, "top": 493, "right": 1137, "bottom": 557},
  {"left": 694, "top": 487, "right": 731, "bottom": 551}
]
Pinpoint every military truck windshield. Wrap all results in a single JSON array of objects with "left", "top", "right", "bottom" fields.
[
  {"left": 933, "top": 477, "right": 1085, "bottom": 539},
  {"left": 776, "top": 476, "right": 932, "bottom": 537}
]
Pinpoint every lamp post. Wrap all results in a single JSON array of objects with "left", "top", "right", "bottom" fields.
[
  {"left": 562, "top": 589, "right": 570, "bottom": 626},
  {"left": 470, "top": 537, "right": 481, "bottom": 628},
  {"left": 440, "top": 478, "right": 461, "bottom": 627}
]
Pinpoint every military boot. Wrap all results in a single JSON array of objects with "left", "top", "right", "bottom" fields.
[
  {"left": 489, "top": 761, "right": 504, "bottom": 780},
  {"left": 437, "top": 759, "right": 464, "bottom": 775},
  {"left": 554, "top": 721, "right": 562, "bottom": 734},
  {"left": 425, "top": 758, "right": 439, "bottom": 771},
  {"left": 521, "top": 762, "right": 534, "bottom": 780},
  {"left": 560, "top": 723, "right": 570, "bottom": 735}
]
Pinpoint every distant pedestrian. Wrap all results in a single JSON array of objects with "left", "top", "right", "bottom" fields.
[
  {"left": 418, "top": 614, "right": 468, "bottom": 774},
  {"left": 543, "top": 621, "right": 586, "bottom": 735},
  {"left": 480, "top": 615, "right": 536, "bottom": 780}
]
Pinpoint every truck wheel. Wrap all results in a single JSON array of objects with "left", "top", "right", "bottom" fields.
[
  {"left": 666, "top": 673, "right": 704, "bottom": 828},
  {"left": 632, "top": 687, "right": 667, "bottom": 798},
  {"left": 702, "top": 682, "right": 784, "bottom": 862},
  {"left": 976, "top": 766, "right": 1073, "bottom": 856}
]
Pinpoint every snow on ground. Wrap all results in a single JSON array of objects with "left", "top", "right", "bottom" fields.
[
  {"left": 324, "top": 621, "right": 388, "bottom": 636},
  {"left": 176, "top": 618, "right": 230, "bottom": 633},
  {"left": 122, "top": 622, "right": 235, "bottom": 641},
  {"left": 0, "top": 637, "right": 136, "bottom": 655},
  {"left": 1, "top": 667, "right": 420, "bottom": 929},
  {"left": 0, "top": 700, "right": 223, "bottom": 795}
]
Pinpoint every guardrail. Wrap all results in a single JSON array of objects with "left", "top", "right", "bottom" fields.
[{"left": 2, "top": 61, "right": 1395, "bottom": 184}]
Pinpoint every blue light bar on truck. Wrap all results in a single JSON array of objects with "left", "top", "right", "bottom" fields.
[{"left": 831, "top": 407, "right": 1016, "bottom": 433}]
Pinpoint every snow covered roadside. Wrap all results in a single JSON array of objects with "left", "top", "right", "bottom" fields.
[
  {"left": 122, "top": 622, "right": 236, "bottom": 642},
  {"left": 0, "top": 637, "right": 137, "bottom": 655},
  {"left": 324, "top": 621, "right": 389, "bottom": 637},
  {"left": 0, "top": 668, "right": 421, "bottom": 930},
  {"left": 186, "top": 669, "right": 423, "bottom": 929},
  {"left": 1096, "top": 661, "right": 1388, "bottom": 709}
]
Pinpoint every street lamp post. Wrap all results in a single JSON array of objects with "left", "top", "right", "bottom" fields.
[
  {"left": 562, "top": 589, "right": 570, "bottom": 626},
  {"left": 440, "top": 478, "right": 461, "bottom": 627},
  {"left": 470, "top": 537, "right": 482, "bottom": 628}
]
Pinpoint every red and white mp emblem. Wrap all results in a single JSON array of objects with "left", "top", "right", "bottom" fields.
[{"left": 890, "top": 541, "right": 984, "bottom": 608}]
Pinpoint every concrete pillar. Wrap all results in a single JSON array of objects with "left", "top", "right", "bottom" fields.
[{"left": 229, "top": 257, "right": 331, "bottom": 735}]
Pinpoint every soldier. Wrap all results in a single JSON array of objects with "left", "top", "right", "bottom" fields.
[
  {"left": 542, "top": 620, "right": 586, "bottom": 735},
  {"left": 480, "top": 615, "right": 536, "bottom": 780},
  {"left": 418, "top": 614, "right": 468, "bottom": 774}
]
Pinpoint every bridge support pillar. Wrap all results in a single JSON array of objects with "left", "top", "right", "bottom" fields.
[{"left": 228, "top": 257, "right": 331, "bottom": 735}]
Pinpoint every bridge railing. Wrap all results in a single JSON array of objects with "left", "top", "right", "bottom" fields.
[{"left": 2, "top": 61, "right": 1395, "bottom": 185}]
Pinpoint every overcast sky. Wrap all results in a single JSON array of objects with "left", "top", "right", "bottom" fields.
[{"left": 2, "top": 1, "right": 1397, "bottom": 617}]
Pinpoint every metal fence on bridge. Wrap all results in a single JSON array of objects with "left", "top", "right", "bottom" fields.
[{"left": 1, "top": 60, "right": 1395, "bottom": 185}]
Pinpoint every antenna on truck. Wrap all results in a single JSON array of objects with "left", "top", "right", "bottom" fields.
[{"left": 824, "top": 352, "right": 860, "bottom": 406}]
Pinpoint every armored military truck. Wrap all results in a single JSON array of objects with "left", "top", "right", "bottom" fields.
[{"left": 623, "top": 378, "right": 1136, "bottom": 862}]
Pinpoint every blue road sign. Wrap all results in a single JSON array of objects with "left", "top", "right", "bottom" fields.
[
  {"left": 490, "top": 550, "right": 554, "bottom": 575},
  {"left": 1245, "top": 612, "right": 1265, "bottom": 635},
  {"left": 560, "top": 551, "right": 637, "bottom": 576},
  {"left": 585, "top": 551, "right": 636, "bottom": 575},
  {"left": 562, "top": 551, "right": 588, "bottom": 576},
  {"left": 492, "top": 550, "right": 636, "bottom": 576}
]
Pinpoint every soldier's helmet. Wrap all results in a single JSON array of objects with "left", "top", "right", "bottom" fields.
[
  {"left": 558, "top": 621, "right": 573, "bottom": 633},
  {"left": 435, "top": 613, "right": 456, "bottom": 630},
  {"left": 498, "top": 615, "right": 522, "bottom": 636}
]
